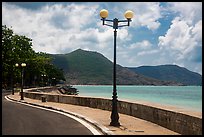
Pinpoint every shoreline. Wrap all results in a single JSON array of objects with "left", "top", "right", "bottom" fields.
[
  {"left": 119, "top": 98, "right": 202, "bottom": 118},
  {"left": 73, "top": 85, "right": 202, "bottom": 117},
  {"left": 75, "top": 94, "right": 202, "bottom": 119},
  {"left": 35, "top": 86, "right": 202, "bottom": 118},
  {"left": 73, "top": 84, "right": 202, "bottom": 87}
]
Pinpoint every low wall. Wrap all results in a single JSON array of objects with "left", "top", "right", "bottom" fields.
[{"left": 23, "top": 90, "right": 202, "bottom": 135}]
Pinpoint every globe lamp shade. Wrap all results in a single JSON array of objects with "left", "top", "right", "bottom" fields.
[
  {"left": 124, "top": 10, "right": 134, "bottom": 19},
  {"left": 100, "top": 9, "right": 108, "bottom": 18}
]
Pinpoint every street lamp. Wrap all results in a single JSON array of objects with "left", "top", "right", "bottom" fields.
[
  {"left": 41, "top": 74, "right": 47, "bottom": 87},
  {"left": 100, "top": 9, "right": 134, "bottom": 126},
  {"left": 15, "top": 63, "right": 26, "bottom": 100},
  {"left": 52, "top": 77, "right": 56, "bottom": 86}
]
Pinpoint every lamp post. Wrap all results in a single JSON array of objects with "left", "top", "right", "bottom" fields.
[
  {"left": 15, "top": 63, "right": 26, "bottom": 100},
  {"left": 100, "top": 9, "right": 134, "bottom": 126},
  {"left": 11, "top": 65, "right": 14, "bottom": 95},
  {"left": 41, "top": 74, "right": 47, "bottom": 87},
  {"left": 52, "top": 77, "right": 56, "bottom": 86}
]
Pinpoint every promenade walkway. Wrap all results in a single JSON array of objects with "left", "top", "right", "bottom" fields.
[{"left": 7, "top": 93, "right": 179, "bottom": 135}]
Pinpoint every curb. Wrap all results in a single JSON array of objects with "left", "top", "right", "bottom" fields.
[{"left": 6, "top": 95, "right": 114, "bottom": 135}]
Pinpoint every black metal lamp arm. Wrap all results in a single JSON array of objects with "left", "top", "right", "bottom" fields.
[{"left": 101, "top": 18, "right": 131, "bottom": 28}]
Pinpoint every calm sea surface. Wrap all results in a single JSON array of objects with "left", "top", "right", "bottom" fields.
[{"left": 73, "top": 85, "right": 202, "bottom": 113}]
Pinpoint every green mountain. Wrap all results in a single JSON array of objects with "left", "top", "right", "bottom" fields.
[
  {"left": 127, "top": 65, "right": 202, "bottom": 86},
  {"left": 50, "top": 49, "right": 183, "bottom": 85}
]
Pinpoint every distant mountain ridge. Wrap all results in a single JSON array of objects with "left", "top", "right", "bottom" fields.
[
  {"left": 127, "top": 65, "right": 202, "bottom": 86},
  {"left": 50, "top": 49, "right": 182, "bottom": 85}
]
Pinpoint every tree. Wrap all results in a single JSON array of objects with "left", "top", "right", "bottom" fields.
[
  {"left": 2, "top": 25, "right": 66, "bottom": 89},
  {"left": 30, "top": 52, "right": 66, "bottom": 86}
]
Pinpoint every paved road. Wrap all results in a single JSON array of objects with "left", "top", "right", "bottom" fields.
[{"left": 2, "top": 92, "right": 94, "bottom": 135}]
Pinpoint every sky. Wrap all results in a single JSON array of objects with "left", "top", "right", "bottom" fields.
[{"left": 2, "top": 2, "right": 202, "bottom": 75}]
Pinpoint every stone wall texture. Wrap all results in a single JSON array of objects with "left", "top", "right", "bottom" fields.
[{"left": 24, "top": 89, "right": 202, "bottom": 135}]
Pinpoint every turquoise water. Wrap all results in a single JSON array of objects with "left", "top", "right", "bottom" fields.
[{"left": 73, "top": 85, "right": 202, "bottom": 112}]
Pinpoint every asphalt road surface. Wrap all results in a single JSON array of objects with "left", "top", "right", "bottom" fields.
[{"left": 2, "top": 92, "right": 95, "bottom": 135}]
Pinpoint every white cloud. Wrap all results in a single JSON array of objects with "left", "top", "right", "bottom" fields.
[
  {"left": 157, "top": 2, "right": 202, "bottom": 74},
  {"left": 96, "top": 2, "right": 162, "bottom": 31},
  {"left": 161, "top": 5, "right": 202, "bottom": 57},
  {"left": 2, "top": 2, "right": 101, "bottom": 54},
  {"left": 120, "top": 2, "right": 162, "bottom": 31},
  {"left": 137, "top": 49, "right": 159, "bottom": 56},
  {"left": 129, "top": 40, "right": 152, "bottom": 50},
  {"left": 192, "top": 20, "right": 202, "bottom": 42},
  {"left": 2, "top": 2, "right": 202, "bottom": 75},
  {"left": 167, "top": 2, "right": 202, "bottom": 25},
  {"left": 2, "top": 2, "right": 163, "bottom": 55},
  {"left": 158, "top": 17, "right": 195, "bottom": 52},
  {"left": 117, "top": 40, "right": 161, "bottom": 67}
]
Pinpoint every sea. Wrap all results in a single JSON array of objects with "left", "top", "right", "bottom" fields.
[{"left": 73, "top": 85, "right": 202, "bottom": 113}]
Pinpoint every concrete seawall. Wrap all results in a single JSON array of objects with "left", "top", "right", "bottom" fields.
[{"left": 23, "top": 88, "right": 202, "bottom": 135}]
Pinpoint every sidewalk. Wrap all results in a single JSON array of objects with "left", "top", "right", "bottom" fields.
[{"left": 7, "top": 93, "right": 179, "bottom": 135}]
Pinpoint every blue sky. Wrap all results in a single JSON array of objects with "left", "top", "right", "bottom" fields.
[{"left": 2, "top": 2, "right": 202, "bottom": 75}]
